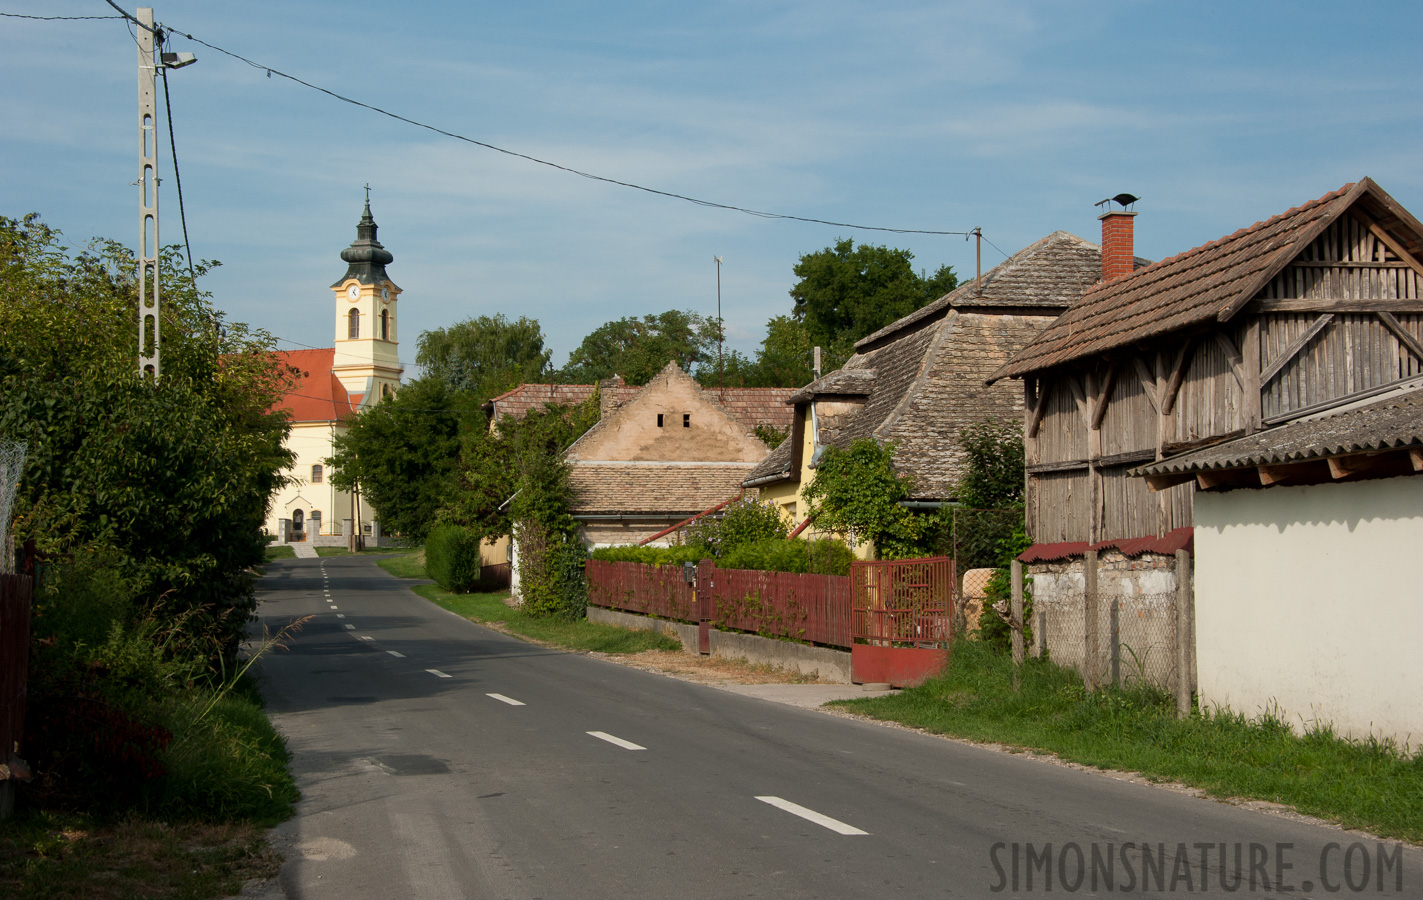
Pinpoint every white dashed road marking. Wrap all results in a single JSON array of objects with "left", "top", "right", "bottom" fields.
[
  {"left": 426, "top": 669, "right": 452, "bottom": 679},
  {"left": 336, "top": 614, "right": 345, "bottom": 619},
  {"left": 755, "top": 797, "right": 868, "bottom": 835},
  {"left": 486, "top": 693, "right": 525, "bottom": 706},
  {"left": 387, "top": 651, "right": 405, "bottom": 658},
  {"left": 587, "top": 731, "right": 645, "bottom": 751},
  {"left": 360, "top": 635, "right": 375, "bottom": 641},
  {"left": 344, "top": 624, "right": 356, "bottom": 630}
]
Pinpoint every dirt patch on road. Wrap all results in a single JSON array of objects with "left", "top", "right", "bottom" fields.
[{"left": 589, "top": 649, "right": 830, "bottom": 685}]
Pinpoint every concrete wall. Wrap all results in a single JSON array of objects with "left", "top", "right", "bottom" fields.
[
  {"left": 586, "top": 607, "right": 852, "bottom": 683},
  {"left": 1194, "top": 475, "right": 1423, "bottom": 746}
]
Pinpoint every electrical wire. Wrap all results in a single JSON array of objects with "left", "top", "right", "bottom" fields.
[
  {"left": 0, "top": 11, "right": 124, "bottom": 19},
  {"left": 159, "top": 58, "right": 199, "bottom": 296},
  {"left": 158, "top": 24, "right": 972, "bottom": 238},
  {"left": 981, "top": 234, "right": 1012, "bottom": 261}
]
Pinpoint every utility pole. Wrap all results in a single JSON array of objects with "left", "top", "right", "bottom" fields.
[
  {"left": 137, "top": 7, "right": 160, "bottom": 380},
  {"left": 714, "top": 256, "right": 724, "bottom": 394}
]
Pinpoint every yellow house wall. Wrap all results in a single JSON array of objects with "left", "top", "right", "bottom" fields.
[
  {"left": 265, "top": 420, "right": 353, "bottom": 536},
  {"left": 332, "top": 277, "right": 403, "bottom": 398},
  {"left": 759, "top": 404, "right": 875, "bottom": 559}
]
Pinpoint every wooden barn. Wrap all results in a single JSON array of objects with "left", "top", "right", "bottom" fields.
[{"left": 990, "top": 178, "right": 1423, "bottom": 548}]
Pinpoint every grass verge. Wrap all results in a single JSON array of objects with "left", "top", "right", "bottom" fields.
[
  {"left": 832, "top": 640, "right": 1423, "bottom": 842},
  {"left": 263, "top": 545, "right": 295, "bottom": 561},
  {"left": 414, "top": 584, "right": 680, "bottom": 654},
  {"left": 314, "top": 546, "right": 405, "bottom": 557},
  {"left": 376, "top": 548, "right": 427, "bottom": 579},
  {"left": 0, "top": 812, "right": 281, "bottom": 900}
]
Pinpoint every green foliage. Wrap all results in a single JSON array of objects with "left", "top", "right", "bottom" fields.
[
  {"left": 753, "top": 315, "right": 818, "bottom": 387},
  {"left": 719, "top": 537, "right": 854, "bottom": 576},
  {"left": 976, "top": 524, "right": 1034, "bottom": 651},
  {"left": 416, "top": 584, "right": 681, "bottom": 654},
  {"left": 0, "top": 214, "right": 295, "bottom": 668},
  {"left": 589, "top": 545, "right": 707, "bottom": 566},
  {"left": 515, "top": 524, "right": 588, "bottom": 619},
  {"left": 327, "top": 376, "right": 480, "bottom": 543},
  {"left": 424, "top": 524, "right": 483, "bottom": 592},
  {"left": 25, "top": 553, "right": 296, "bottom": 822},
  {"left": 956, "top": 418, "right": 1026, "bottom": 509},
  {"left": 684, "top": 496, "right": 788, "bottom": 556},
  {"left": 416, "top": 314, "right": 552, "bottom": 402},
  {"left": 751, "top": 422, "right": 790, "bottom": 448},
  {"left": 558, "top": 309, "right": 719, "bottom": 385},
  {"left": 802, "top": 438, "right": 924, "bottom": 559},
  {"left": 790, "top": 238, "right": 956, "bottom": 355}
]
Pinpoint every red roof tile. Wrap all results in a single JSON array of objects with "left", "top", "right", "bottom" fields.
[
  {"left": 1017, "top": 527, "right": 1194, "bottom": 563},
  {"left": 271, "top": 348, "right": 357, "bottom": 423}
]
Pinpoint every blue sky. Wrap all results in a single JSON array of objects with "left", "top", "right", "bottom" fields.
[{"left": 4, "top": 1, "right": 1421, "bottom": 373}]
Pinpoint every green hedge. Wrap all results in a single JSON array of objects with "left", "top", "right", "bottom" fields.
[
  {"left": 425, "top": 525, "right": 483, "bottom": 592},
  {"left": 589, "top": 538, "right": 853, "bottom": 576}
]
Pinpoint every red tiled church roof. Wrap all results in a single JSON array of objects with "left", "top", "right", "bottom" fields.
[{"left": 271, "top": 348, "right": 358, "bottom": 423}]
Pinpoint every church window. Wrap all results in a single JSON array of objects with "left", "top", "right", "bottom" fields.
[
  {"left": 381, "top": 384, "right": 392, "bottom": 399},
  {"left": 311, "top": 464, "right": 323, "bottom": 484},
  {"left": 348, "top": 308, "right": 360, "bottom": 339},
  {"left": 292, "top": 509, "right": 304, "bottom": 533},
  {"left": 380, "top": 309, "right": 389, "bottom": 340}
]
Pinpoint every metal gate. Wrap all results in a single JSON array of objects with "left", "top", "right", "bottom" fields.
[{"left": 849, "top": 557, "right": 954, "bottom": 686}]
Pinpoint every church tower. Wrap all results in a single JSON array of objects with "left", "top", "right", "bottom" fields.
[{"left": 331, "top": 198, "right": 403, "bottom": 401}]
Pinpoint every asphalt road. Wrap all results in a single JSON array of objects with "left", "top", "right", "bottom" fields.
[{"left": 251, "top": 555, "right": 1422, "bottom": 899}]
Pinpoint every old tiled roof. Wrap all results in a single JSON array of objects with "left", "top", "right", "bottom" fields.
[
  {"left": 568, "top": 462, "right": 753, "bottom": 515},
  {"left": 857, "top": 231, "right": 1111, "bottom": 351},
  {"left": 990, "top": 179, "right": 1423, "bottom": 382},
  {"left": 489, "top": 380, "right": 794, "bottom": 432},
  {"left": 1134, "top": 385, "right": 1423, "bottom": 476},
  {"left": 1018, "top": 527, "right": 1194, "bottom": 563},
  {"left": 744, "top": 232, "right": 1101, "bottom": 498},
  {"left": 272, "top": 348, "right": 357, "bottom": 423}
]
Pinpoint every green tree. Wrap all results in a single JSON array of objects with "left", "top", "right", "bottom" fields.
[
  {"left": 750, "top": 314, "right": 816, "bottom": 387},
  {"left": 789, "top": 238, "right": 957, "bottom": 355},
  {"left": 801, "top": 438, "right": 924, "bottom": 559},
  {"left": 559, "top": 310, "right": 719, "bottom": 385},
  {"left": 0, "top": 214, "right": 295, "bottom": 666},
  {"left": 416, "top": 314, "right": 552, "bottom": 402},
  {"left": 956, "top": 419, "right": 1026, "bottom": 509},
  {"left": 327, "top": 377, "right": 481, "bottom": 542}
]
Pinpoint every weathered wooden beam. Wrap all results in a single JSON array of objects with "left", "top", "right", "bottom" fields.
[
  {"left": 1257, "top": 464, "right": 1297, "bottom": 486},
  {"left": 1411, "top": 447, "right": 1423, "bottom": 472},
  {"left": 1145, "top": 471, "right": 1195, "bottom": 493},
  {"left": 1162, "top": 339, "right": 1194, "bottom": 417},
  {"left": 1025, "top": 458, "right": 1090, "bottom": 475},
  {"left": 1362, "top": 216, "right": 1423, "bottom": 276},
  {"left": 1261, "top": 313, "right": 1333, "bottom": 385},
  {"left": 1068, "top": 375, "right": 1089, "bottom": 427},
  {"left": 1253, "top": 298, "right": 1423, "bottom": 314},
  {"left": 1285, "top": 261, "right": 1417, "bottom": 269},
  {"left": 1378, "top": 311, "right": 1423, "bottom": 364},
  {"left": 1214, "top": 332, "right": 1246, "bottom": 392},
  {"left": 1098, "top": 448, "right": 1158, "bottom": 467},
  {"left": 1090, "top": 362, "right": 1119, "bottom": 431},
  {"left": 1327, "top": 454, "right": 1364, "bottom": 480},
  {"left": 1133, "top": 356, "right": 1159, "bottom": 413},
  {"left": 1026, "top": 377, "right": 1051, "bottom": 439},
  {"left": 1195, "top": 469, "right": 1234, "bottom": 491}
]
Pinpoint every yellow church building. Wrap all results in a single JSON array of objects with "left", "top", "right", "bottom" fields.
[{"left": 264, "top": 200, "right": 404, "bottom": 547}]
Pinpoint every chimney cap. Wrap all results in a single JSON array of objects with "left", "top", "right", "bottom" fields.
[{"left": 1096, "top": 192, "right": 1140, "bottom": 213}]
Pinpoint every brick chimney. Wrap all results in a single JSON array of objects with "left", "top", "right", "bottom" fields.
[
  {"left": 1099, "top": 209, "right": 1137, "bottom": 282},
  {"left": 598, "top": 375, "right": 626, "bottom": 417}
]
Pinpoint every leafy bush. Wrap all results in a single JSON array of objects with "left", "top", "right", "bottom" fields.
[
  {"left": 718, "top": 538, "right": 854, "bottom": 576},
  {"left": 801, "top": 438, "right": 924, "bottom": 559},
  {"left": 425, "top": 524, "right": 483, "bottom": 592},
  {"left": 589, "top": 545, "right": 707, "bottom": 566},
  {"left": 517, "top": 523, "right": 588, "bottom": 619},
  {"left": 684, "top": 496, "right": 788, "bottom": 556}
]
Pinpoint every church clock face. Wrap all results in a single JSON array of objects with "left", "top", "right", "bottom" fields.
[
  {"left": 347, "top": 284, "right": 359, "bottom": 301},
  {"left": 381, "top": 286, "right": 390, "bottom": 302}
]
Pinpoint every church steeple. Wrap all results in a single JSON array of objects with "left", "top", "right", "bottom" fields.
[{"left": 332, "top": 196, "right": 395, "bottom": 287}]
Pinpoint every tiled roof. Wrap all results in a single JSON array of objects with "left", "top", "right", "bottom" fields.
[
  {"left": 489, "top": 379, "right": 794, "bottom": 432},
  {"left": 989, "top": 180, "right": 1421, "bottom": 382},
  {"left": 1018, "top": 527, "right": 1194, "bottom": 563},
  {"left": 568, "top": 462, "right": 752, "bottom": 515},
  {"left": 272, "top": 348, "right": 357, "bottom": 423},
  {"left": 1134, "top": 385, "right": 1423, "bottom": 476},
  {"left": 857, "top": 231, "right": 1112, "bottom": 350},
  {"left": 743, "top": 232, "right": 1099, "bottom": 497}
]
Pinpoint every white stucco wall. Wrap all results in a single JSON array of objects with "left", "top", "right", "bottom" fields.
[
  {"left": 264, "top": 421, "right": 353, "bottom": 538},
  {"left": 1194, "top": 475, "right": 1423, "bottom": 747}
]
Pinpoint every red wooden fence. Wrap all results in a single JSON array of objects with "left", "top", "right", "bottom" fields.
[
  {"left": 850, "top": 557, "right": 954, "bottom": 645},
  {"left": 585, "top": 559, "right": 852, "bottom": 648},
  {"left": 585, "top": 560, "right": 697, "bottom": 622}
]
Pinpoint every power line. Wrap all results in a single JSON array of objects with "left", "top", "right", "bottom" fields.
[
  {"left": 159, "top": 60, "right": 198, "bottom": 295},
  {"left": 0, "top": 11, "right": 124, "bottom": 19},
  {"left": 160, "top": 24, "right": 972, "bottom": 238}
]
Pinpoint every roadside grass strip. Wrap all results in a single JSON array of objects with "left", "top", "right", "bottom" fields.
[
  {"left": 487, "top": 693, "right": 526, "bottom": 706},
  {"left": 426, "top": 669, "right": 452, "bottom": 678},
  {"left": 756, "top": 796, "right": 869, "bottom": 835},
  {"left": 588, "top": 731, "right": 646, "bottom": 750},
  {"left": 832, "top": 639, "right": 1423, "bottom": 843},
  {"left": 387, "top": 650, "right": 406, "bottom": 658}
]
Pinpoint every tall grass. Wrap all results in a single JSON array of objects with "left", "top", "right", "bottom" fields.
[{"left": 835, "top": 640, "right": 1423, "bottom": 841}]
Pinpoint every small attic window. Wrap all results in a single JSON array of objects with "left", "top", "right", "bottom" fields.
[
  {"left": 657, "top": 414, "right": 664, "bottom": 427},
  {"left": 683, "top": 414, "right": 690, "bottom": 428}
]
